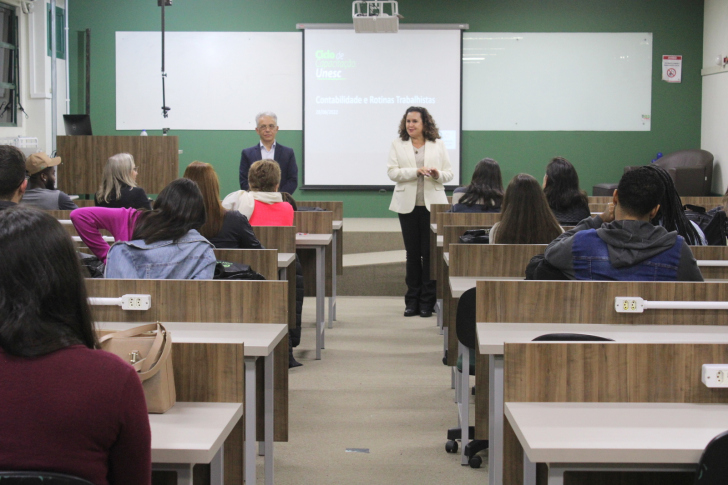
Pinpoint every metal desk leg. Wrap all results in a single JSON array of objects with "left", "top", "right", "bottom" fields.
[
  {"left": 437, "top": 298, "right": 443, "bottom": 331},
  {"left": 489, "top": 354, "right": 504, "bottom": 485},
  {"left": 244, "top": 357, "right": 257, "bottom": 485},
  {"left": 264, "top": 351, "right": 274, "bottom": 485},
  {"left": 278, "top": 267, "right": 287, "bottom": 281},
  {"left": 524, "top": 452, "right": 537, "bottom": 485},
  {"left": 459, "top": 344, "right": 470, "bottom": 466},
  {"left": 211, "top": 444, "right": 224, "bottom": 485},
  {"left": 328, "top": 230, "right": 337, "bottom": 328},
  {"left": 316, "top": 246, "right": 325, "bottom": 359}
]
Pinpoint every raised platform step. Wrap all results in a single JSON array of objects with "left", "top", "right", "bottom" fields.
[{"left": 338, "top": 218, "right": 407, "bottom": 296}]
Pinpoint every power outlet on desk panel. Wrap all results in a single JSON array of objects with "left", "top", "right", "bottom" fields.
[
  {"left": 614, "top": 297, "right": 644, "bottom": 313},
  {"left": 702, "top": 364, "right": 728, "bottom": 388},
  {"left": 120, "top": 294, "right": 152, "bottom": 311}
]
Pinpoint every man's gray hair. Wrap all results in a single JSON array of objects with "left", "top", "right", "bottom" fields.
[{"left": 255, "top": 111, "right": 278, "bottom": 126}]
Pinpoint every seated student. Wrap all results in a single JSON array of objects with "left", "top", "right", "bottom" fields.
[
  {"left": 71, "top": 178, "right": 216, "bottom": 279},
  {"left": 450, "top": 158, "right": 503, "bottom": 213},
  {"left": 183, "top": 161, "right": 263, "bottom": 249},
  {"left": 95, "top": 153, "right": 152, "bottom": 210},
  {"left": 0, "top": 206, "right": 151, "bottom": 485},
  {"left": 544, "top": 166, "right": 703, "bottom": 281},
  {"left": 20, "top": 152, "right": 78, "bottom": 210},
  {"left": 542, "top": 157, "right": 590, "bottom": 225},
  {"left": 224, "top": 160, "right": 303, "bottom": 367},
  {"left": 0, "top": 145, "right": 27, "bottom": 211},
  {"left": 645, "top": 164, "right": 707, "bottom": 245},
  {"left": 490, "top": 173, "right": 563, "bottom": 244},
  {"left": 222, "top": 159, "right": 294, "bottom": 226}
]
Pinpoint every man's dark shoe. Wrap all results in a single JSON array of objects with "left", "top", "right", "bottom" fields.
[
  {"left": 404, "top": 303, "right": 419, "bottom": 317},
  {"left": 419, "top": 308, "right": 433, "bottom": 318}
]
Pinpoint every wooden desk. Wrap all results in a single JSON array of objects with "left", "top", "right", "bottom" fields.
[
  {"left": 476, "top": 324, "right": 728, "bottom": 485},
  {"left": 505, "top": 402, "right": 728, "bottom": 485},
  {"left": 101, "top": 322, "right": 285, "bottom": 485},
  {"left": 151, "top": 402, "right": 243, "bottom": 485},
  {"left": 294, "top": 211, "right": 337, "bottom": 329},
  {"left": 296, "top": 233, "right": 333, "bottom": 360}
]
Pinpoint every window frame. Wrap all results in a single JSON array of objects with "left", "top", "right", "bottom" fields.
[{"left": 0, "top": 1, "right": 18, "bottom": 127}]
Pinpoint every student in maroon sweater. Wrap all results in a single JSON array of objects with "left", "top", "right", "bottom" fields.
[{"left": 0, "top": 206, "right": 152, "bottom": 485}]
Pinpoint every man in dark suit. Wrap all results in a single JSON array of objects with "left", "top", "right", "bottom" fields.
[{"left": 239, "top": 111, "right": 298, "bottom": 194}]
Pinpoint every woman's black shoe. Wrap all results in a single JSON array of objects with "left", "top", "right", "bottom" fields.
[{"left": 404, "top": 303, "right": 419, "bottom": 317}]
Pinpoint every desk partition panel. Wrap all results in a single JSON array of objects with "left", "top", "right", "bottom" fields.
[
  {"left": 502, "top": 342, "right": 728, "bottom": 485},
  {"left": 474, "top": 280, "right": 728, "bottom": 446},
  {"left": 86, "top": 278, "right": 289, "bottom": 451},
  {"left": 294, "top": 211, "right": 334, "bottom": 297},
  {"left": 214, "top": 249, "right": 279, "bottom": 281}
]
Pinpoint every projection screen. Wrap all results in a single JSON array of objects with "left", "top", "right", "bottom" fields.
[{"left": 303, "top": 28, "right": 462, "bottom": 189}]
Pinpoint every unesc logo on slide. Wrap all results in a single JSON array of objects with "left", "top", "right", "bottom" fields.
[{"left": 315, "top": 50, "right": 356, "bottom": 80}]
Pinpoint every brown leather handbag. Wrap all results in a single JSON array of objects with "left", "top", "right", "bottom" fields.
[{"left": 99, "top": 322, "right": 176, "bottom": 413}]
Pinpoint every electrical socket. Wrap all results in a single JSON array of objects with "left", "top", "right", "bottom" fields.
[
  {"left": 702, "top": 364, "right": 728, "bottom": 388},
  {"left": 614, "top": 297, "right": 644, "bottom": 313},
  {"left": 120, "top": 294, "right": 151, "bottom": 311}
]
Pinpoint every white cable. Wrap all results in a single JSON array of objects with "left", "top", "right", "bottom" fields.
[
  {"left": 89, "top": 297, "right": 122, "bottom": 306},
  {"left": 643, "top": 301, "right": 728, "bottom": 311},
  {"left": 697, "top": 260, "right": 728, "bottom": 267}
]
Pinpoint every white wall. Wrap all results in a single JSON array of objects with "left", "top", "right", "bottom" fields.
[
  {"left": 702, "top": 0, "right": 728, "bottom": 194},
  {"left": 0, "top": 0, "right": 67, "bottom": 155}
]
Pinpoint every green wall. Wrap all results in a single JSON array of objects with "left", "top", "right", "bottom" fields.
[{"left": 68, "top": 0, "right": 704, "bottom": 217}]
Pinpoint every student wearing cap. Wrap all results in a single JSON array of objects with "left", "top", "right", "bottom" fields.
[
  {"left": 21, "top": 152, "right": 78, "bottom": 210},
  {"left": 0, "top": 145, "right": 27, "bottom": 211}
]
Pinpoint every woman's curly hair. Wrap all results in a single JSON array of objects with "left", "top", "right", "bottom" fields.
[{"left": 398, "top": 106, "right": 441, "bottom": 142}]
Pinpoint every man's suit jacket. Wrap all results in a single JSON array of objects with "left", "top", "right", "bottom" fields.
[
  {"left": 387, "top": 138, "right": 453, "bottom": 214},
  {"left": 239, "top": 142, "right": 298, "bottom": 194}
]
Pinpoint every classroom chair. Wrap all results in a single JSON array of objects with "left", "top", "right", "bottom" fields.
[
  {"left": 0, "top": 472, "right": 94, "bottom": 484},
  {"left": 695, "top": 430, "right": 728, "bottom": 484},
  {"left": 532, "top": 333, "right": 614, "bottom": 342},
  {"left": 445, "top": 287, "right": 489, "bottom": 468}
]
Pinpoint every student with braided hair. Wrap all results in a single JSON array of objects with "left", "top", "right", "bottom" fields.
[{"left": 644, "top": 164, "right": 707, "bottom": 246}]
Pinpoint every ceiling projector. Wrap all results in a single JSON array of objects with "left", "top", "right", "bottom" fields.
[{"left": 352, "top": 1, "right": 402, "bottom": 33}]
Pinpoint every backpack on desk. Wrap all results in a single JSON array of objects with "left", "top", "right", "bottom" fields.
[
  {"left": 683, "top": 204, "right": 728, "bottom": 246},
  {"left": 213, "top": 261, "right": 266, "bottom": 280}
]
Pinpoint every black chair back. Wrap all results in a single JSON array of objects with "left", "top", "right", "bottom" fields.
[
  {"left": 455, "top": 287, "right": 477, "bottom": 349},
  {"left": 695, "top": 430, "right": 728, "bottom": 484},
  {"left": 532, "top": 333, "right": 614, "bottom": 342},
  {"left": 0, "top": 472, "right": 94, "bottom": 484}
]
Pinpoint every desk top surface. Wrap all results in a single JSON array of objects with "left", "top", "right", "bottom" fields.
[
  {"left": 437, "top": 235, "right": 443, "bottom": 247},
  {"left": 431, "top": 223, "right": 437, "bottom": 233},
  {"left": 477, "top": 322, "right": 728, "bottom": 354},
  {"left": 505, "top": 402, "right": 728, "bottom": 464},
  {"left": 97, "top": 322, "right": 287, "bottom": 356},
  {"left": 278, "top": 252, "right": 295, "bottom": 267},
  {"left": 449, "top": 276, "right": 523, "bottom": 298},
  {"left": 332, "top": 220, "right": 343, "bottom": 230},
  {"left": 295, "top": 233, "right": 333, "bottom": 246},
  {"left": 150, "top": 402, "right": 242, "bottom": 464}
]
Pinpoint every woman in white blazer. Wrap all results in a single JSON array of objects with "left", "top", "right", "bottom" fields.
[{"left": 387, "top": 106, "right": 453, "bottom": 317}]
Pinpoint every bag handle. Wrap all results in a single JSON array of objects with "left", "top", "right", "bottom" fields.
[{"left": 99, "top": 322, "right": 171, "bottom": 380}]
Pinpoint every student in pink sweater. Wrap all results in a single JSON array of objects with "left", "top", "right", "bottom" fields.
[
  {"left": 71, "top": 179, "right": 216, "bottom": 279},
  {"left": 0, "top": 206, "right": 151, "bottom": 485}
]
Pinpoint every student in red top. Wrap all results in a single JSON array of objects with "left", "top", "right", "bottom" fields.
[
  {"left": 0, "top": 206, "right": 152, "bottom": 485},
  {"left": 223, "top": 159, "right": 294, "bottom": 226}
]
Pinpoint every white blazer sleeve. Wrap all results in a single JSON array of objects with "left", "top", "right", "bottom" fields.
[
  {"left": 435, "top": 140, "right": 454, "bottom": 184},
  {"left": 387, "top": 141, "right": 418, "bottom": 183}
]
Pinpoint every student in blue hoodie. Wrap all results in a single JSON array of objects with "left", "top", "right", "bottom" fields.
[{"left": 544, "top": 166, "right": 703, "bottom": 281}]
